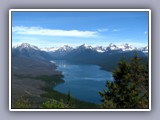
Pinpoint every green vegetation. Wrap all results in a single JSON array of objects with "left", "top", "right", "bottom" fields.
[
  {"left": 41, "top": 99, "right": 67, "bottom": 109},
  {"left": 99, "top": 53, "right": 149, "bottom": 109},
  {"left": 41, "top": 84, "right": 99, "bottom": 109},
  {"left": 12, "top": 96, "right": 31, "bottom": 109}
]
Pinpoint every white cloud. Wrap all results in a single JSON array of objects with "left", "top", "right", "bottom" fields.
[
  {"left": 112, "top": 29, "right": 121, "bottom": 32},
  {"left": 97, "top": 28, "right": 108, "bottom": 32},
  {"left": 12, "top": 26, "right": 98, "bottom": 38}
]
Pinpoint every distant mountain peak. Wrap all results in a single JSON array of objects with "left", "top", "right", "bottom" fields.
[
  {"left": 138, "top": 46, "right": 148, "bottom": 53},
  {"left": 78, "top": 44, "right": 92, "bottom": 49},
  {"left": 63, "top": 45, "right": 70, "bottom": 47},
  {"left": 13, "top": 43, "right": 40, "bottom": 50},
  {"left": 58, "top": 45, "right": 73, "bottom": 51},
  {"left": 121, "top": 43, "right": 131, "bottom": 47},
  {"left": 81, "top": 43, "right": 87, "bottom": 46},
  {"left": 107, "top": 43, "right": 119, "bottom": 50},
  {"left": 118, "top": 43, "right": 136, "bottom": 51},
  {"left": 20, "top": 43, "right": 30, "bottom": 46},
  {"left": 108, "top": 43, "right": 115, "bottom": 46},
  {"left": 94, "top": 46, "right": 105, "bottom": 53},
  {"left": 41, "top": 47, "right": 59, "bottom": 52}
]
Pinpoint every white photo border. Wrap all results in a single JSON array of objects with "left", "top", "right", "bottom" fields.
[{"left": 9, "top": 9, "right": 151, "bottom": 111}]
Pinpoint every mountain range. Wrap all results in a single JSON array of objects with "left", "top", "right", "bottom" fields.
[
  {"left": 12, "top": 43, "right": 148, "bottom": 71},
  {"left": 40, "top": 43, "right": 148, "bottom": 53}
]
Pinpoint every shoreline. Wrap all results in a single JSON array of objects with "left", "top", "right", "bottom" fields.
[
  {"left": 12, "top": 72, "right": 100, "bottom": 109},
  {"left": 11, "top": 57, "right": 100, "bottom": 109}
]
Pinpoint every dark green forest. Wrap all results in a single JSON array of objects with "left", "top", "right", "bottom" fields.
[{"left": 99, "top": 53, "right": 149, "bottom": 109}]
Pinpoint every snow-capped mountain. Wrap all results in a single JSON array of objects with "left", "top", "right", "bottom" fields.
[
  {"left": 76, "top": 44, "right": 93, "bottom": 50},
  {"left": 118, "top": 43, "right": 136, "bottom": 51},
  {"left": 41, "top": 47, "right": 59, "bottom": 52},
  {"left": 106, "top": 43, "right": 119, "bottom": 51},
  {"left": 12, "top": 43, "right": 53, "bottom": 60},
  {"left": 13, "top": 43, "right": 148, "bottom": 53},
  {"left": 13, "top": 43, "right": 40, "bottom": 51},
  {"left": 139, "top": 46, "right": 148, "bottom": 53},
  {"left": 12, "top": 42, "right": 148, "bottom": 61},
  {"left": 41, "top": 45, "right": 73, "bottom": 52},
  {"left": 12, "top": 43, "right": 148, "bottom": 71},
  {"left": 57, "top": 45, "right": 73, "bottom": 52},
  {"left": 94, "top": 46, "right": 106, "bottom": 53},
  {"left": 94, "top": 43, "right": 138, "bottom": 52},
  {"left": 138, "top": 46, "right": 148, "bottom": 55}
]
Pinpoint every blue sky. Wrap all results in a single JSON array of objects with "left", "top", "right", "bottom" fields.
[{"left": 12, "top": 11, "right": 149, "bottom": 48}]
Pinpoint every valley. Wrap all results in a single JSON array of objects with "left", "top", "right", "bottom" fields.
[{"left": 11, "top": 43, "right": 148, "bottom": 108}]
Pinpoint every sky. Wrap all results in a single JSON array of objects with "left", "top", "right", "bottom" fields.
[{"left": 12, "top": 11, "right": 149, "bottom": 48}]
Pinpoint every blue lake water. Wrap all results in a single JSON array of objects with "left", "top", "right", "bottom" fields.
[{"left": 53, "top": 60, "right": 113, "bottom": 104}]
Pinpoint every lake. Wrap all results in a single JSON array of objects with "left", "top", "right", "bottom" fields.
[{"left": 53, "top": 60, "right": 113, "bottom": 104}]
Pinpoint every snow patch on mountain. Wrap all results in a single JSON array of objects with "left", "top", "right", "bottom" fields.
[
  {"left": 94, "top": 46, "right": 106, "bottom": 53},
  {"left": 106, "top": 43, "right": 119, "bottom": 51},
  {"left": 13, "top": 43, "right": 40, "bottom": 50},
  {"left": 77, "top": 44, "right": 93, "bottom": 49},
  {"left": 41, "top": 47, "right": 59, "bottom": 52},
  {"left": 138, "top": 46, "right": 148, "bottom": 53},
  {"left": 58, "top": 45, "right": 73, "bottom": 51},
  {"left": 118, "top": 43, "right": 136, "bottom": 51}
]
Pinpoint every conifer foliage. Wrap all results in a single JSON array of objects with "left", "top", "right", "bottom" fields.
[{"left": 99, "top": 53, "right": 149, "bottom": 109}]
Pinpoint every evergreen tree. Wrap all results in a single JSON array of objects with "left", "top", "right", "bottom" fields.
[
  {"left": 99, "top": 53, "right": 149, "bottom": 109},
  {"left": 67, "top": 90, "right": 71, "bottom": 104}
]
